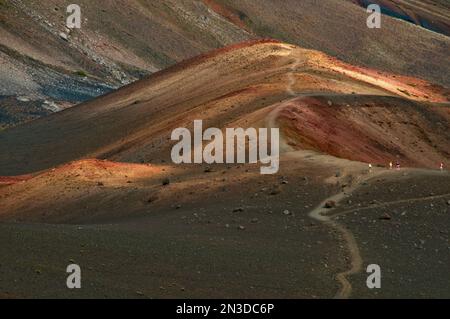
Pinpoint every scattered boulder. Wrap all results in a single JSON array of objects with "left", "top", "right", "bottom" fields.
[
  {"left": 147, "top": 195, "right": 158, "bottom": 203},
  {"left": 233, "top": 207, "right": 244, "bottom": 213},
  {"left": 59, "top": 32, "right": 69, "bottom": 41},
  {"left": 379, "top": 213, "right": 392, "bottom": 220},
  {"left": 16, "top": 96, "right": 30, "bottom": 102},
  {"left": 324, "top": 200, "right": 336, "bottom": 209},
  {"left": 162, "top": 178, "right": 170, "bottom": 186},
  {"left": 269, "top": 187, "right": 281, "bottom": 195},
  {"left": 283, "top": 210, "right": 291, "bottom": 216}
]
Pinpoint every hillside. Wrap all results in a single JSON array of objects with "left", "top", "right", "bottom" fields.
[
  {"left": 1, "top": 0, "right": 449, "bottom": 129},
  {"left": 0, "top": 40, "right": 448, "bottom": 177},
  {"left": 202, "top": 0, "right": 450, "bottom": 87},
  {"left": 0, "top": 0, "right": 250, "bottom": 127},
  {"left": 350, "top": 0, "right": 450, "bottom": 36},
  {"left": 0, "top": 6, "right": 450, "bottom": 298},
  {"left": 0, "top": 40, "right": 449, "bottom": 299}
]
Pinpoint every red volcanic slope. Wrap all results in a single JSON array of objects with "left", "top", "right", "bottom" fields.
[
  {"left": 0, "top": 159, "right": 159, "bottom": 186},
  {"left": 0, "top": 175, "right": 33, "bottom": 186},
  {"left": 33, "top": 159, "right": 162, "bottom": 177},
  {"left": 202, "top": 0, "right": 252, "bottom": 31},
  {"left": 278, "top": 95, "right": 450, "bottom": 168},
  {"left": 327, "top": 56, "right": 450, "bottom": 102}
]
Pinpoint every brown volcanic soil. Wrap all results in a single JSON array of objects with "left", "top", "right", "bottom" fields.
[
  {"left": 0, "top": 156, "right": 351, "bottom": 298},
  {"left": 0, "top": 41, "right": 449, "bottom": 298}
]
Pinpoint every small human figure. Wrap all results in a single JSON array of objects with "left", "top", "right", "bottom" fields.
[
  {"left": 389, "top": 161, "right": 393, "bottom": 170},
  {"left": 440, "top": 162, "right": 444, "bottom": 171},
  {"left": 369, "top": 163, "right": 372, "bottom": 171}
]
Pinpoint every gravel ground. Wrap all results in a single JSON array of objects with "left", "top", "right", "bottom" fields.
[{"left": 331, "top": 170, "right": 450, "bottom": 298}]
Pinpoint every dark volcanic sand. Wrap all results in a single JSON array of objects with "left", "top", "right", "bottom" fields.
[
  {"left": 0, "top": 159, "right": 347, "bottom": 298},
  {"left": 330, "top": 170, "right": 450, "bottom": 298}
]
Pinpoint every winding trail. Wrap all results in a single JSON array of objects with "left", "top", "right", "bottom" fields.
[
  {"left": 308, "top": 169, "right": 386, "bottom": 299},
  {"left": 331, "top": 192, "right": 450, "bottom": 218}
]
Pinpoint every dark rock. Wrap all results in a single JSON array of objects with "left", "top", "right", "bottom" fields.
[
  {"left": 324, "top": 200, "right": 336, "bottom": 209},
  {"left": 59, "top": 32, "right": 69, "bottom": 41},
  {"left": 270, "top": 187, "right": 281, "bottom": 195},
  {"left": 379, "top": 213, "right": 392, "bottom": 220},
  {"left": 147, "top": 195, "right": 158, "bottom": 203}
]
